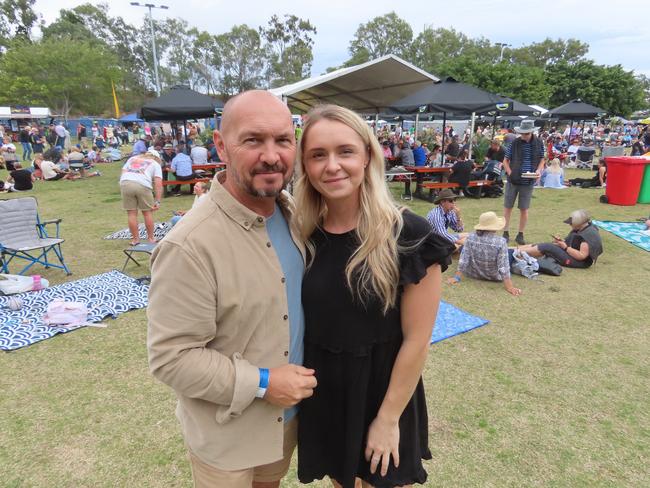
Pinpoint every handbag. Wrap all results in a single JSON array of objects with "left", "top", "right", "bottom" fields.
[
  {"left": 537, "top": 256, "right": 563, "bottom": 276},
  {"left": 42, "top": 299, "right": 89, "bottom": 327}
]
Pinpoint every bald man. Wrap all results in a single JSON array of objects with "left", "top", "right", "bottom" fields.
[{"left": 148, "top": 90, "right": 315, "bottom": 488}]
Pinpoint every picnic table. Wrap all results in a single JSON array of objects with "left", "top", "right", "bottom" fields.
[
  {"left": 403, "top": 166, "right": 452, "bottom": 199},
  {"left": 385, "top": 171, "right": 415, "bottom": 200},
  {"left": 162, "top": 163, "right": 226, "bottom": 196}
]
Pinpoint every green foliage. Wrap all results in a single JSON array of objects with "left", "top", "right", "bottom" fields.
[
  {"left": 348, "top": 12, "right": 413, "bottom": 60},
  {"left": 471, "top": 135, "right": 492, "bottom": 163},
  {"left": 0, "top": 0, "right": 39, "bottom": 49},
  {"left": 215, "top": 24, "right": 266, "bottom": 97},
  {"left": 260, "top": 14, "right": 317, "bottom": 88},
  {"left": 0, "top": 38, "right": 122, "bottom": 117},
  {"left": 545, "top": 61, "right": 647, "bottom": 117},
  {"left": 509, "top": 38, "right": 589, "bottom": 67}
]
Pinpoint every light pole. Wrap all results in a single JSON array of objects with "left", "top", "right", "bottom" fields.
[
  {"left": 130, "top": 2, "right": 168, "bottom": 96},
  {"left": 496, "top": 42, "right": 511, "bottom": 62}
]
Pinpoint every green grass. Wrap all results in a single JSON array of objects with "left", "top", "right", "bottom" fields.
[{"left": 1, "top": 154, "right": 649, "bottom": 487}]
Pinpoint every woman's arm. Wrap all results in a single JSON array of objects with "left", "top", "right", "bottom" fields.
[
  {"left": 365, "top": 263, "right": 442, "bottom": 477},
  {"left": 559, "top": 240, "right": 590, "bottom": 261}
]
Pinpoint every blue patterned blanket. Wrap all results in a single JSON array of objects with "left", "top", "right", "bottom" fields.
[
  {"left": 431, "top": 301, "right": 489, "bottom": 344},
  {"left": 592, "top": 220, "right": 650, "bottom": 252},
  {"left": 0, "top": 270, "right": 149, "bottom": 351}
]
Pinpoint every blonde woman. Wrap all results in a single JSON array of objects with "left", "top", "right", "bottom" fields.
[
  {"left": 542, "top": 158, "right": 565, "bottom": 188},
  {"left": 295, "top": 105, "right": 454, "bottom": 488}
]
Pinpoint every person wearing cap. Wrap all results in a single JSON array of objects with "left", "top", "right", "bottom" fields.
[
  {"left": 447, "top": 211, "right": 521, "bottom": 296},
  {"left": 119, "top": 149, "right": 163, "bottom": 245},
  {"left": 132, "top": 135, "right": 148, "bottom": 155},
  {"left": 170, "top": 145, "right": 199, "bottom": 195},
  {"left": 518, "top": 210, "right": 603, "bottom": 268},
  {"left": 426, "top": 189, "right": 468, "bottom": 248},
  {"left": 502, "top": 119, "right": 546, "bottom": 245},
  {"left": 161, "top": 143, "right": 175, "bottom": 182}
]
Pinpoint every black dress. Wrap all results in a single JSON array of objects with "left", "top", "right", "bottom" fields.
[{"left": 298, "top": 211, "right": 454, "bottom": 488}]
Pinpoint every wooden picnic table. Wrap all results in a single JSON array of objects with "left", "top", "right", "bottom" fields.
[
  {"left": 403, "top": 166, "right": 452, "bottom": 199},
  {"left": 385, "top": 171, "right": 414, "bottom": 200}
]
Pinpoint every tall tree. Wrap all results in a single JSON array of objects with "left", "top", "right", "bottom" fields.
[
  {"left": 0, "top": 39, "right": 122, "bottom": 117},
  {"left": 215, "top": 24, "right": 266, "bottom": 97},
  {"left": 260, "top": 14, "right": 316, "bottom": 87},
  {"left": 545, "top": 61, "right": 646, "bottom": 116},
  {"left": 0, "top": 0, "right": 39, "bottom": 49},
  {"left": 347, "top": 12, "right": 413, "bottom": 64},
  {"left": 509, "top": 38, "right": 588, "bottom": 67}
]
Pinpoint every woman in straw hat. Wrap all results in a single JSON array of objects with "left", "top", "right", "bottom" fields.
[
  {"left": 448, "top": 211, "right": 522, "bottom": 296},
  {"left": 295, "top": 104, "right": 455, "bottom": 487}
]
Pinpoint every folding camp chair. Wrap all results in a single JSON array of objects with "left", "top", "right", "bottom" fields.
[
  {"left": 575, "top": 148, "right": 596, "bottom": 169},
  {"left": 121, "top": 242, "right": 156, "bottom": 272},
  {"left": 0, "top": 197, "right": 71, "bottom": 275}
]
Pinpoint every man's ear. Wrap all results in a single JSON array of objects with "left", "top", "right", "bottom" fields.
[{"left": 214, "top": 129, "right": 227, "bottom": 163}]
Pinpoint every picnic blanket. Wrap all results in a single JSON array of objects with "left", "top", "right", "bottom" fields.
[
  {"left": 0, "top": 270, "right": 149, "bottom": 351},
  {"left": 431, "top": 300, "right": 489, "bottom": 344},
  {"left": 592, "top": 220, "right": 650, "bottom": 252},
  {"left": 104, "top": 222, "right": 172, "bottom": 240}
]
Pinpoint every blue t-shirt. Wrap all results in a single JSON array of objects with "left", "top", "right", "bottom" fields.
[
  {"left": 171, "top": 153, "right": 194, "bottom": 177},
  {"left": 266, "top": 204, "right": 305, "bottom": 422},
  {"left": 413, "top": 146, "right": 427, "bottom": 166}
]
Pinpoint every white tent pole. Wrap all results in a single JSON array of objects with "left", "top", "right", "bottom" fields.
[
  {"left": 374, "top": 113, "right": 379, "bottom": 135},
  {"left": 468, "top": 112, "right": 476, "bottom": 160},
  {"left": 414, "top": 113, "right": 419, "bottom": 141}
]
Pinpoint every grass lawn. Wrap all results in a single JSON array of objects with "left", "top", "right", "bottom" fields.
[{"left": 1, "top": 152, "right": 649, "bottom": 487}]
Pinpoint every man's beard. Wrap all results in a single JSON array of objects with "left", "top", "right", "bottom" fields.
[{"left": 232, "top": 162, "right": 289, "bottom": 198}]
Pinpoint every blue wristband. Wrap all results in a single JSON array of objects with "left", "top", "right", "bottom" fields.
[
  {"left": 259, "top": 368, "right": 269, "bottom": 389},
  {"left": 454, "top": 274, "right": 461, "bottom": 282}
]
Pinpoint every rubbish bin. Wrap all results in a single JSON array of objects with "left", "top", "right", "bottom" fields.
[
  {"left": 637, "top": 158, "right": 650, "bottom": 203},
  {"left": 605, "top": 156, "right": 647, "bottom": 206}
]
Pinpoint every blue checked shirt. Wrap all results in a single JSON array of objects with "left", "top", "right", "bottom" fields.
[{"left": 426, "top": 206, "right": 463, "bottom": 244}]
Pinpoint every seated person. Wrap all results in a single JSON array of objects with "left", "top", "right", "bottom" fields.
[
  {"left": 412, "top": 141, "right": 427, "bottom": 167},
  {"left": 566, "top": 158, "right": 606, "bottom": 188},
  {"left": 631, "top": 137, "right": 645, "bottom": 156},
  {"left": 448, "top": 150, "right": 474, "bottom": 189},
  {"left": 190, "top": 143, "right": 209, "bottom": 165},
  {"left": 542, "top": 158, "right": 565, "bottom": 188},
  {"left": 2, "top": 144, "right": 18, "bottom": 171},
  {"left": 518, "top": 209, "right": 603, "bottom": 268},
  {"left": 427, "top": 144, "right": 443, "bottom": 166},
  {"left": 447, "top": 211, "right": 521, "bottom": 296},
  {"left": 485, "top": 139, "right": 505, "bottom": 164},
  {"left": 445, "top": 135, "right": 461, "bottom": 162},
  {"left": 5, "top": 162, "right": 35, "bottom": 192},
  {"left": 398, "top": 141, "right": 415, "bottom": 165},
  {"left": 170, "top": 147, "right": 198, "bottom": 194},
  {"left": 566, "top": 139, "right": 581, "bottom": 161},
  {"left": 41, "top": 156, "right": 78, "bottom": 181},
  {"left": 170, "top": 181, "right": 209, "bottom": 226},
  {"left": 381, "top": 140, "right": 393, "bottom": 159},
  {"left": 426, "top": 189, "right": 468, "bottom": 249}
]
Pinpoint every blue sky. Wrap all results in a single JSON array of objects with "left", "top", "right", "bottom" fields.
[{"left": 37, "top": 0, "right": 650, "bottom": 78}]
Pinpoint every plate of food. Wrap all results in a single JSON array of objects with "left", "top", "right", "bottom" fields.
[{"left": 521, "top": 172, "right": 538, "bottom": 178}]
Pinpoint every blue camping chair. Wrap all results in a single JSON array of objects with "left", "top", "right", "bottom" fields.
[{"left": 0, "top": 197, "right": 71, "bottom": 275}]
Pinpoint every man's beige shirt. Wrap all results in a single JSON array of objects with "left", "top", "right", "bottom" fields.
[{"left": 147, "top": 174, "right": 305, "bottom": 470}]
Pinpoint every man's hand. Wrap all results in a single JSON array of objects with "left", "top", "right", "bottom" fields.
[{"left": 264, "top": 364, "right": 317, "bottom": 408}]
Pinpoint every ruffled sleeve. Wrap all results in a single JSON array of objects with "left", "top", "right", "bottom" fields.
[{"left": 398, "top": 210, "right": 455, "bottom": 286}]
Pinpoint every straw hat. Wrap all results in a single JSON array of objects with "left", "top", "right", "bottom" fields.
[{"left": 474, "top": 211, "right": 506, "bottom": 231}]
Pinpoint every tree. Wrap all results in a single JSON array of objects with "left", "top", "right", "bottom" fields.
[
  {"left": 545, "top": 61, "right": 646, "bottom": 116},
  {"left": 0, "top": 0, "right": 39, "bottom": 49},
  {"left": 0, "top": 39, "right": 122, "bottom": 117},
  {"left": 215, "top": 25, "right": 266, "bottom": 97},
  {"left": 260, "top": 14, "right": 316, "bottom": 87},
  {"left": 347, "top": 12, "right": 413, "bottom": 64},
  {"left": 509, "top": 38, "right": 588, "bottom": 67}
]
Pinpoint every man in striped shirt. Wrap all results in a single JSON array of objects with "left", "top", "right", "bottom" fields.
[
  {"left": 426, "top": 189, "right": 468, "bottom": 249},
  {"left": 502, "top": 120, "right": 546, "bottom": 245}
]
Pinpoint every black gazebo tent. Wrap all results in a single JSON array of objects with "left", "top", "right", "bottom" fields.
[
  {"left": 138, "top": 85, "right": 223, "bottom": 121},
  {"left": 390, "top": 77, "right": 514, "bottom": 160},
  {"left": 547, "top": 99, "right": 607, "bottom": 141}
]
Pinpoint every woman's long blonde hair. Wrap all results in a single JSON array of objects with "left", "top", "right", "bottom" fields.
[
  {"left": 548, "top": 158, "right": 562, "bottom": 174},
  {"left": 295, "top": 105, "right": 404, "bottom": 313}
]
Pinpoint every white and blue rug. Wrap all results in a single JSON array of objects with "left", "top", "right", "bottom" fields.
[
  {"left": 0, "top": 270, "right": 149, "bottom": 351},
  {"left": 592, "top": 220, "right": 650, "bottom": 252},
  {"left": 104, "top": 222, "right": 172, "bottom": 240},
  {"left": 431, "top": 301, "right": 489, "bottom": 344}
]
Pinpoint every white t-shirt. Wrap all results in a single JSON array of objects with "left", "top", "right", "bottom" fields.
[
  {"left": 190, "top": 146, "right": 208, "bottom": 165},
  {"left": 41, "top": 160, "right": 60, "bottom": 180},
  {"left": 119, "top": 155, "right": 163, "bottom": 189},
  {"left": 55, "top": 124, "right": 66, "bottom": 138}
]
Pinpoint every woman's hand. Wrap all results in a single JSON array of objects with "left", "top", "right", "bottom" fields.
[
  {"left": 365, "top": 415, "right": 400, "bottom": 477},
  {"left": 447, "top": 277, "right": 460, "bottom": 286}
]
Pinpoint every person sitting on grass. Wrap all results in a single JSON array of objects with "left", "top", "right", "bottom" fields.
[
  {"left": 426, "top": 189, "right": 468, "bottom": 249},
  {"left": 40, "top": 154, "right": 78, "bottom": 181},
  {"left": 565, "top": 158, "right": 606, "bottom": 188},
  {"left": 518, "top": 209, "right": 603, "bottom": 269},
  {"left": 542, "top": 158, "right": 565, "bottom": 188},
  {"left": 2, "top": 144, "right": 18, "bottom": 171},
  {"left": 3, "top": 162, "right": 35, "bottom": 192},
  {"left": 447, "top": 211, "right": 521, "bottom": 296},
  {"left": 169, "top": 181, "right": 210, "bottom": 227}
]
